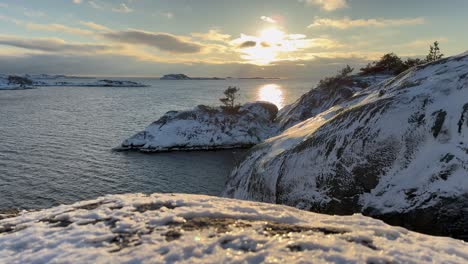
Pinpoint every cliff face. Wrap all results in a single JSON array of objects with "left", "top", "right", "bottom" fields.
[
  {"left": 2, "top": 193, "right": 467, "bottom": 263},
  {"left": 119, "top": 102, "right": 278, "bottom": 152},
  {"left": 224, "top": 52, "right": 468, "bottom": 239}
]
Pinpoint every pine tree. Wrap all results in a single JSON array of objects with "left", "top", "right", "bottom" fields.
[
  {"left": 426, "top": 41, "right": 444, "bottom": 62},
  {"left": 220, "top": 86, "right": 240, "bottom": 112}
]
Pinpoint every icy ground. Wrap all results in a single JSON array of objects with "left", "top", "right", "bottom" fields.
[{"left": 1, "top": 193, "right": 467, "bottom": 263}]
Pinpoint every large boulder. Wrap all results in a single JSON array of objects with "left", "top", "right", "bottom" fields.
[
  {"left": 119, "top": 102, "right": 278, "bottom": 152},
  {"left": 224, "top": 52, "right": 468, "bottom": 240},
  {"left": 1, "top": 193, "right": 467, "bottom": 263}
]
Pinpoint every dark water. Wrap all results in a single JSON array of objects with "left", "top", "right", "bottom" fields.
[{"left": 0, "top": 78, "right": 313, "bottom": 210}]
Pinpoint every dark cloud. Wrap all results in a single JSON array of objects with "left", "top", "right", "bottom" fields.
[
  {"left": 101, "top": 30, "right": 203, "bottom": 53},
  {"left": 260, "top": 42, "right": 271, "bottom": 47},
  {"left": 239, "top": 41, "right": 256, "bottom": 48},
  {"left": 0, "top": 36, "right": 111, "bottom": 53}
]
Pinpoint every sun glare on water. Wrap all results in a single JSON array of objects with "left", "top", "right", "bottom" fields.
[{"left": 257, "top": 84, "right": 285, "bottom": 109}]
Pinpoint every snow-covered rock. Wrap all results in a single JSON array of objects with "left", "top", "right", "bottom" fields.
[
  {"left": 1, "top": 193, "right": 467, "bottom": 263},
  {"left": 0, "top": 75, "right": 35, "bottom": 90},
  {"left": 224, "top": 52, "right": 468, "bottom": 239},
  {"left": 277, "top": 74, "right": 392, "bottom": 131},
  {"left": 119, "top": 102, "right": 278, "bottom": 152}
]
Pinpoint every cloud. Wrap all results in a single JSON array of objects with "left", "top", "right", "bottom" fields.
[
  {"left": 260, "top": 16, "right": 277, "bottom": 24},
  {"left": 73, "top": 0, "right": 82, "bottom": 4},
  {"left": 191, "top": 29, "right": 231, "bottom": 42},
  {"left": 101, "top": 30, "right": 203, "bottom": 53},
  {"left": 239, "top": 41, "right": 257, "bottom": 48},
  {"left": 80, "top": 21, "right": 111, "bottom": 31},
  {"left": 0, "top": 35, "right": 111, "bottom": 54},
  {"left": 112, "top": 3, "right": 133, "bottom": 13},
  {"left": 308, "top": 17, "right": 426, "bottom": 29},
  {"left": 26, "top": 23, "right": 94, "bottom": 36},
  {"left": 161, "top": 12, "right": 174, "bottom": 19},
  {"left": 23, "top": 9, "right": 46, "bottom": 17},
  {"left": 300, "top": 0, "right": 348, "bottom": 11},
  {"left": 88, "top": 1, "right": 101, "bottom": 9}
]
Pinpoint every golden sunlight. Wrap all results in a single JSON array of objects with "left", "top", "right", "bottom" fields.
[{"left": 257, "top": 84, "right": 285, "bottom": 109}]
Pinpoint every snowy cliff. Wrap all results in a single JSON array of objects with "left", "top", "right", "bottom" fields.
[
  {"left": 119, "top": 102, "right": 278, "bottom": 152},
  {"left": 224, "top": 52, "right": 468, "bottom": 239},
  {"left": 1, "top": 193, "right": 467, "bottom": 263},
  {"left": 277, "top": 74, "right": 392, "bottom": 131}
]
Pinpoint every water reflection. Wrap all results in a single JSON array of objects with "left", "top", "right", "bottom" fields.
[{"left": 257, "top": 84, "right": 285, "bottom": 109}]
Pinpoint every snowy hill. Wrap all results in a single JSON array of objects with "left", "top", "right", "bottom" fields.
[
  {"left": 224, "top": 52, "right": 468, "bottom": 239},
  {"left": 1, "top": 193, "right": 467, "bottom": 263},
  {"left": 119, "top": 102, "right": 278, "bottom": 152},
  {"left": 277, "top": 74, "right": 392, "bottom": 131}
]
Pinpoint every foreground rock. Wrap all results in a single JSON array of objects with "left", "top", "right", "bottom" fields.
[
  {"left": 1, "top": 193, "right": 467, "bottom": 263},
  {"left": 119, "top": 102, "right": 278, "bottom": 152},
  {"left": 224, "top": 52, "right": 468, "bottom": 240}
]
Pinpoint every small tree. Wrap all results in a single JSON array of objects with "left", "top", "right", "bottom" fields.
[
  {"left": 426, "top": 41, "right": 444, "bottom": 62},
  {"left": 220, "top": 86, "right": 240, "bottom": 112},
  {"left": 7, "top": 75, "right": 33, "bottom": 88}
]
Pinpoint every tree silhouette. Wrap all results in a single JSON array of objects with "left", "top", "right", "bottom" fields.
[
  {"left": 220, "top": 86, "right": 240, "bottom": 111},
  {"left": 426, "top": 41, "right": 444, "bottom": 62}
]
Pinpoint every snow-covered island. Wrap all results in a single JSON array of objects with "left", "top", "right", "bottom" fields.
[
  {"left": 118, "top": 102, "right": 278, "bottom": 152},
  {"left": 161, "top": 74, "right": 226, "bottom": 80},
  {"left": 1, "top": 193, "right": 468, "bottom": 263},
  {"left": 0, "top": 75, "right": 149, "bottom": 89}
]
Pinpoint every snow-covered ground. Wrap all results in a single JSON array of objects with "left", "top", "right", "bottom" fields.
[
  {"left": 224, "top": 52, "right": 468, "bottom": 239},
  {"left": 119, "top": 102, "right": 278, "bottom": 152},
  {"left": 1, "top": 193, "right": 467, "bottom": 263}
]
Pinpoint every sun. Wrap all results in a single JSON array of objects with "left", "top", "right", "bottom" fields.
[
  {"left": 259, "top": 28, "right": 285, "bottom": 43},
  {"left": 237, "top": 27, "right": 287, "bottom": 65}
]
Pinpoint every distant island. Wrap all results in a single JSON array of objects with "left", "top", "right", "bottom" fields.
[
  {"left": 160, "top": 74, "right": 225, "bottom": 80},
  {"left": 237, "top": 77, "right": 281, "bottom": 80},
  {"left": 160, "top": 74, "right": 281, "bottom": 80}
]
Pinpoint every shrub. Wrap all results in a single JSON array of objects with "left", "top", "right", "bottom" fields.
[
  {"left": 318, "top": 65, "right": 354, "bottom": 88},
  {"left": 360, "top": 53, "right": 407, "bottom": 75}
]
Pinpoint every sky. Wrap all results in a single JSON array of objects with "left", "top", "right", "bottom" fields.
[{"left": 0, "top": 0, "right": 467, "bottom": 78}]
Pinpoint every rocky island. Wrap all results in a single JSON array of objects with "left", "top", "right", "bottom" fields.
[
  {"left": 161, "top": 74, "right": 226, "bottom": 80},
  {"left": 118, "top": 101, "right": 278, "bottom": 152},
  {"left": 0, "top": 75, "right": 148, "bottom": 89}
]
